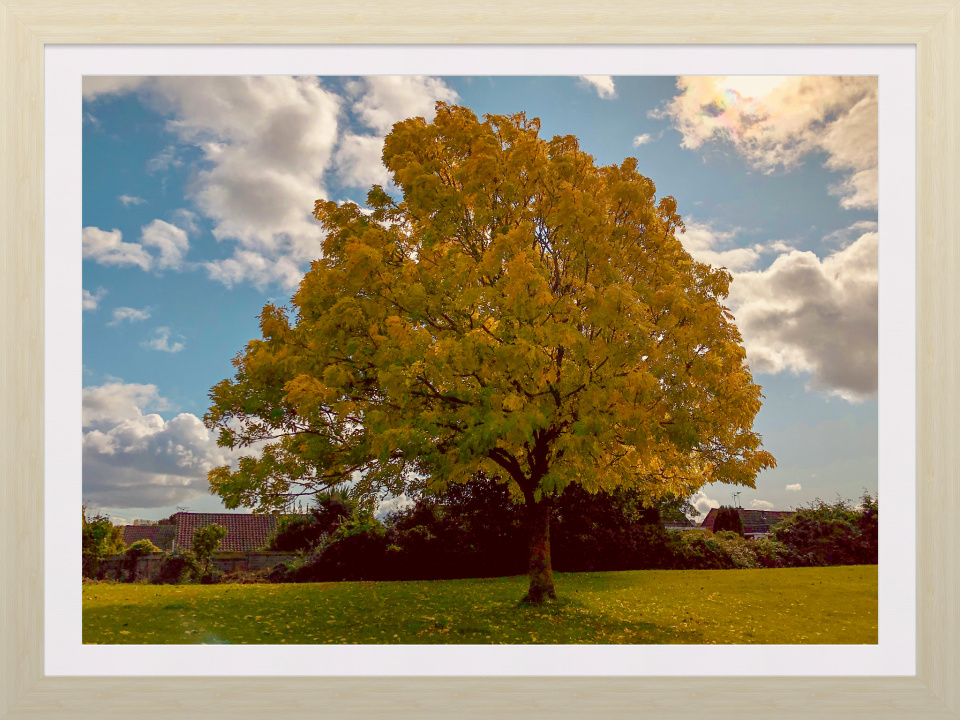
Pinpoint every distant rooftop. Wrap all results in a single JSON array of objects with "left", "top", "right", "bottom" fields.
[
  {"left": 700, "top": 508, "right": 794, "bottom": 536},
  {"left": 121, "top": 524, "right": 176, "bottom": 551},
  {"left": 171, "top": 512, "right": 281, "bottom": 553},
  {"left": 119, "top": 512, "right": 298, "bottom": 553}
]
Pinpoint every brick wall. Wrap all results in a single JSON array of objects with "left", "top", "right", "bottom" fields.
[{"left": 97, "top": 551, "right": 297, "bottom": 582}]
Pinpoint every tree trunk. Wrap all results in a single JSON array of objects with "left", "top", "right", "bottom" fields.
[{"left": 522, "top": 499, "right": 556, "bottom": 604}]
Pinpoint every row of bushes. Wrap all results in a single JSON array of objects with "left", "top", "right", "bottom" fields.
[
  {"left": 261, "top": 484, "right": 878, "bottom": 584},
  {"left": 84, "top": 487, "right": 879, "bottom": 586}
]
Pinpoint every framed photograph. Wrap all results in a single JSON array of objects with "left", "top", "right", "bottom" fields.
[{"left": 3, "top": 3, "right": 958, "bottom": 719}]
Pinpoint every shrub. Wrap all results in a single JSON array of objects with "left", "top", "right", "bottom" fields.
[
  {"left": 265, "top": 558, "right": 297, "bottom": 583},
  {"left": 121, "top": 538, "right": 162, "bottom": 581},
  {"left": 192, "top": 524, "right": 228, "bottom": 577},
  {"left": 712, "top": 507, "right": 745, "bottom": 536},
  {"left": 194, "top": 487, "right": 879, "bottom": 583},
  {"left": 200, "top": 570, "right": 224, "bottom": 585},
  {"left": 670, "top": 530, "right": 736, "bottom": 569},
  {"left": 82, "top": 506, "right": 126, "bottom": 578},
  {"left": 265, "top": 491, "right": 359, "bottom": 554},
  {"left": 267, "top": 515, "right": 327, "bottom": 552},
  {"left": 773, "top": 493, "right": 878, "bottom": 566},
  {"left": 382, "top": 478, "right": 526, "bottom": 580},
  {"left": 375, "top": 482, "right": 697, "bottom": 579},
  {"left": 710, "top": 531, "right": 759, "bottom": 568},
  {"left": 291, "top": 517, "right": 391, "bottom": 582},
  {"left": 311, "top": 491, "right": 356, "bottom": 534},
  {"left": 751, "top": 536, "right": 790, "bottom": 568},
  {"left": 551, "top": 485, "right": 664, "bottom": 572},
  {"left": 854, "top": 492, "right": 879, "bottom": 564},
  {"left": 126, "top": 538, "right": 161, "bottom": 555},
  {"left": 154, "top": 549, "right": 199, "bottom": 584}
]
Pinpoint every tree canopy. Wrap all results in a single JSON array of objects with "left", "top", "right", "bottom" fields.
[{"left": 205, "top": 103, "right": 775, "bottom": 602}]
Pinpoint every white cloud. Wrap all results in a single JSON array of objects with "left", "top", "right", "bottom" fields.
[
  {"left": 82, "top": 227, "right": 153, "bottom": 271},
  {"left": 141, "top": 327, "right": 185, "bottom": 353},
  {"left": 689, "top": 490, "right": 720, "bottom": 522},
  {"left": 633, "top": 133, "right": 653, "bottom": 146},
  {"left": 727, "top": 226, "right": 878, "bottom": 401},
  {"left": 84, "top": 75, "right": 459, "bottom": 290},
  {"left": 143, "top": 76, "right": 344, "bottom": 290},
  {"left": 202, "top": 250, "right": 305, "bottom": 292},
  {"left": 786, "top": 484, "right": 802, "bottom": 492},
  {"left": 822, "top": 220, "right": 878, "bottom": 247},
  {"left": 139, "top": 219, "right": 189, "bottom": 270},
  {"left": 82, "top": 381, "right": 172, "bottom": 428},
  {"left": 82, "top": 287, "right": 106, "bottom": 311},
  {"left": 170, "top": 208, "right": 201, "bottom": 236},
  {"left": 375, "top": 493, "right": 416, "bottom": 519},
  {"left": 655, "top": 76, "right": 878, "bottom": 209},
  {"left": 334, "top": 133, "right": 391, "bottom": 189},
  {"left": 750, "top": 499, "right": 775, "bottom": 510},
  {"left": 681, "top": 216, "right": 876, "bottom": 403},
  {"left": 757, "top": 240, "right": 798, "bottom": 254},
  {"left": 680, "top": 222, "right": 795, "bottom": 272},
  {"left": 83, "top": 220, "right": 190, "bottom": 273},
  {"left": 82, "top": 381, "right": 240, "bottom": 508},
  {"left": 578, "top": 76, "right": 617, "bottom": 100},
  {"left": 681, "top": 222, "right": 760, "bottom": 271},
  {"left": 146, "top": 145, "right": 183, "bottom": 174},
  {"left": 82, "top": 76, "right": 147, "bottom": 100},
  {"left": 108, "top": 306, "right": 151, "bottom": 326},
  {"left": 345, "top": 76, "right": 459, "bottom": 135},
  {"left": 119, "top": 194, "right": 146, "bottom": 206}
]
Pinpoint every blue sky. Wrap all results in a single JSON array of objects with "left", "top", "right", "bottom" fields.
[{"left": 81, "top": 75, "right": 878, "bottom": 523}]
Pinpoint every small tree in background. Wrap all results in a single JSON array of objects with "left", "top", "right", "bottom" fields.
[
  {"left": 311, "top": 490, "right": 356, "bottom": 535},
  {"left": 268, "top": 490, "right": 358, "bottom": 552},
  {"left": 82, "top": 505, "right": 126, "bottom": 577},
  {"left": 267, "top": 516, "right": 323, "bottom": 553},
  {"left": 712, "top": 506, "right": 745, "bottom": 537},
  {"left": 192, "top": 524, "right": 228, "bottom": 578}
]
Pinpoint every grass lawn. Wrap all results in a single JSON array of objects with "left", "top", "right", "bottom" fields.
[{"left": 83, "top": 565, "right": 877, "bottom": 645}]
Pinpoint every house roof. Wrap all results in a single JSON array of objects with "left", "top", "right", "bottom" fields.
[
  {"left": 701, "top": 508, "right": 794, "bottom": 535},
  {"left": 122, "top": 524, "right": 176, "bottom": 551},
  {"left": 171, "top": 512, "right": 280, "bottom": 552}
]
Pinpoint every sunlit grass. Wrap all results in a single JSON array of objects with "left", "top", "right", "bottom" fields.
[{"left": 83, "top": 565, "right": 877, "bottom": 645}]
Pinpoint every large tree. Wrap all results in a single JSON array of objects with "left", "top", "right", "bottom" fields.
[{"left": 205, "top": 103, "right": 775, "bottom": 603}]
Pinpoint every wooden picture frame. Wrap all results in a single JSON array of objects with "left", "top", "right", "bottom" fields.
[{"left": 2, "top": 3, "right": 957, "bottom": 718}]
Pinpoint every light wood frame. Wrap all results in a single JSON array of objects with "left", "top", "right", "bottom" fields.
[{"left": 2, "top": 3, "right": 957, "bottom": 718}]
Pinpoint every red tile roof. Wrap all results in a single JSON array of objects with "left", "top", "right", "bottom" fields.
[
  {"left": 122, "top": 525, "right": 176, "bottom": 550},
  {"left": 172, "top": 512, "right": 280, "bottom": 553}
]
